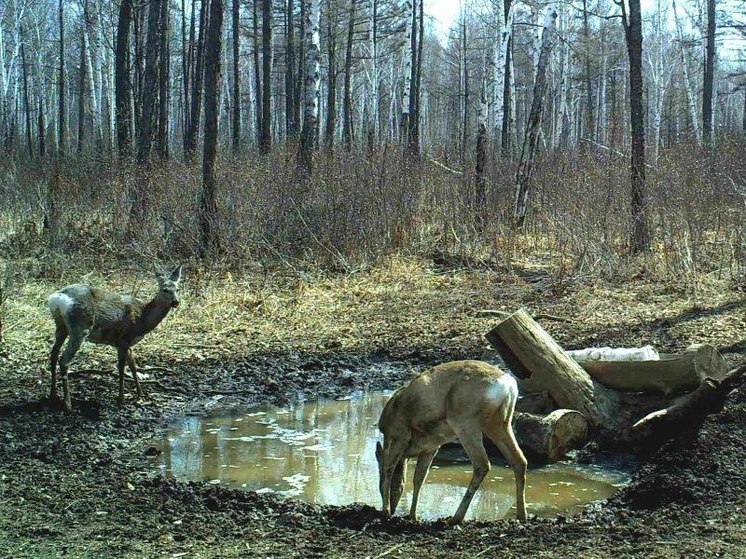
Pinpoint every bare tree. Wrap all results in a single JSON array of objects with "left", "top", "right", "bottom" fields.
[
  {"left": 342, "top": 0, "right": 357, "bottom": 150},
  {"left": 58, "top": 0, "right": 66, "bottom": 155},
  {"left": 620, "top": 0, "right": 650, "bottom": 252},
  {"left": 185, "top": 0, "right": 208, "bottom": 156},
  {"left": 200, "top": 0, "right": 223, "bottom": 256},
  {"left": 260, "top": 0, "right": 272, "bottom": 153},
  {"left": 252, "top": 0, "right": 263, "bottom": 144},
  {"left": 703, "top": 0, "right": 716, "bottom": 146},
  {"left": 115, "top": 0, "right": 133, "bottom": 157},
  {"left": 512, "top": 8, "right": 557, "bottom": 229},
  {"left": 232, "top": 0, "right": 241, "bottom": 149},
  {"left": 298, "top": 0, "right": 320, "bottom": 174}
]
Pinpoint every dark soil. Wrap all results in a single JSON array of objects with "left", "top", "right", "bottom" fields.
[{"left": 1, "top": 340, "right": 745, "bottom": 559}]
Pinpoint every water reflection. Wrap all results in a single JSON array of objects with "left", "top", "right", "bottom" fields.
[{"left": 154, "top": 391, "right": 629, "bottom": 521}]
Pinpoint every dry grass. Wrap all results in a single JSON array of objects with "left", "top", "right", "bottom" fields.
[{"left": 2, "top": 253, "right": 743, "bottom": 393}]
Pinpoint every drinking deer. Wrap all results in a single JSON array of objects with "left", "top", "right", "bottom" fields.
[
  {"left": 47, "top": 265, "right": 183, "bottom": 412},
  {"left": 375, "top": 360, "right": 527, "bottom": 524}
]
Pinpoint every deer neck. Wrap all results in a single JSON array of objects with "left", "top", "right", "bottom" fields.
[{"left": 137, "top": 298, "right": 173, "bottom": 336}]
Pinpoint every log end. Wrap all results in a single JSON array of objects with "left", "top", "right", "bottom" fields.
[{"left": 546, "top": 409, "right": 589, "bottom": 461}]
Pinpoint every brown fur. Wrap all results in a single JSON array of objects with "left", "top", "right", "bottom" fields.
[
  {"left": 376, "top": 360, "right": 528, "bottom": 523},
  {"left": 48, "top": 266, "right": 182, "bottom": 412}
]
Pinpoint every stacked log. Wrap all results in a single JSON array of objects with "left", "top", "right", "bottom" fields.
[{"left": 485, "top": 308, "right": 742, "bottom": 447}]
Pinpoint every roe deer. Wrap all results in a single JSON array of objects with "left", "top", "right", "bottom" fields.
[
  {"left": 375, "top": 360, "right": 527, "bottom": 523},
  {"left": 47, "top": 265, "right": 183, "bottom": 412}
]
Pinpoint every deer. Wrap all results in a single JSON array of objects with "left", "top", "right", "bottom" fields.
[
  {"left": 375, "top": 360, "right": 527, "bottom": 524},
  {"left": 47, "top": 265, "right": 183, "bottom": 412}
]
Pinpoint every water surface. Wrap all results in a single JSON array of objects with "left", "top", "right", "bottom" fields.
[{"left": 153, "top": 391, "right": 629, "bottom": 521}]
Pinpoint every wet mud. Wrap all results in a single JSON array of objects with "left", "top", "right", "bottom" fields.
[{"left": 1, "top": 347, "right": 745, "bottom": 558}]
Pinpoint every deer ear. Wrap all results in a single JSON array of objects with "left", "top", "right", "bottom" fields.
[
  {"left": 169, "top": 265, "right": 183, "bottom": 283},
  {"left": 154, "top": 265, "right": 166, "bottom": 284}
]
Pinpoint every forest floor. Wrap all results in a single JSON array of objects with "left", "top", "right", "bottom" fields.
[{"left": 0, "top": 255, "right": 744, "bottom": 558}]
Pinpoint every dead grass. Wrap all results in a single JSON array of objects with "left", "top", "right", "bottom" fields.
[{"left": 1, "top": 252, "right": 743, "bottom": 393}]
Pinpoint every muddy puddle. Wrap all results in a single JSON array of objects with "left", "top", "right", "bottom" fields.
[{"left": 152, "top": 391, "right": 631, "bottom": 521}]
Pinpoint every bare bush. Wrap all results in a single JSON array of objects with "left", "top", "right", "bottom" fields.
[{"left": 0, "top": 143, "right": 744, "bottom": 282}]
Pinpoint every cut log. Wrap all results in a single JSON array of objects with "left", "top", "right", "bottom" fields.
[
  {"left": 513, "top": 410, "right": 588, "bottom": 462},
  {"left": 485, "top": 308, "right": 669, "bottom": 440},
  {"left": 576, "top": 344, "right": 727, "bottom": 395}
]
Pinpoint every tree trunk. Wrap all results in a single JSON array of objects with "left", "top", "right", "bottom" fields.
[
  {"left": 285, "top": 0, "right": 296, "bottom": 138},
  {"left": 232, "top": 0, "right": 241, "bottom": 149},
  {"left": 400, "top": 0, "right": 413, "bottom": 147},
  {"left": 409, "top": 0, "right": 423, "bottom": 155},
  {"left": 512, "top": 9, "right": 557, "bottom": 229},
  {"left": 115, "top": 0, "right": 133, "bottom": 158},
  {"left": 342, "top": 0, "right": 356, "bottom": 151},
  {"left": 672, "top": 0, "right": 701, "bottom": 144},
  {"left": 131, "top": 0, "right": 163, "bottom": 233},
  {"left": 702, "top": 0, "right": 715, "bottom": 146},
  {"left": 252, "top": 0, "right": 263, "bottom": 144},
  {"left": 20, "top": 24, "right": 33, "bottom": 157},
  {"left": 493, "top": 1, "right": 513, "bottom": 150},
  {"left": 38, "top": 96, "right": 46, "bottom": 158},
  {"left": 624, "top": 0, "right": 650, "bottom": 253},
  {"left": 77, "top": 10, "right": 87, "bottom": 153},
  {"left": 58, "top": 0, "right": 66, "bottom": 155},
  {"left": 324, "top": 8, "right": 337, "bottom": 148},
  {"left": 185, "top": 0, "right": 208, "bottom": 156},
  {"left": 260, "top": 0, "right": 272, "bottom": 154},
  {"left": 157, "top": 0, "right": 170, "bottom": 158},
  {"left": 475, "top": 55, "right": 488, "bottom": 214},
  {"left": 200, "top": 0, "right": 223, "bottom": 257},
  {"left": 581, "top": 0, "right": 594, "bottom": 142},
  {"left": 298, "top": 0, "right": 320, "bottom": 174},
  {"left": 500, "top": 0, "right": 513, "bottom": 158}
]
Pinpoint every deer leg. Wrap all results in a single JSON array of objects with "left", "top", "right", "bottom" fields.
[
  {"left": 449, "top": 421, "right": 491, "bottom": 524},
  {"left": 380, "top": 439, "right": 409, "bottom": 517},
  {"left": 58, "top": 329, "right": 88, "bottom": 413},
  {"left": 117, "top": 347, "right": 128, "bottom": 406},
  {"left": 49, "top": 323, "right": 67, "bottom": 402},
  {"left": 407, "top": 448, "right": 437, "bottom": 521},
  {"left": 486, "top": 419, "right": 528, "bottom": 521},
  {"left": 126, "top": 349, "right": 146, "bottom": 399}
]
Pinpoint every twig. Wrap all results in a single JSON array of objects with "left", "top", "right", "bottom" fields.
[
  {"left": 426, "top": 155, "right": 463, "bottom": 175},
  {"left": 371, "top": 542, "right": 406, "bottom": 559},
  {"left": 475, "top": 309, "right": 571, "bottom": 323},
  {"left": 474, "top": 546, "right": 497, "bottom": 558}
]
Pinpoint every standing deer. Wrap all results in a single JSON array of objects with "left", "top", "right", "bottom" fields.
[
  {"left": 47, "top": 265, "right": 183, "bottom": 412},
  {"left": 375, "top": 360, "right": 527, "bottom": 523}
]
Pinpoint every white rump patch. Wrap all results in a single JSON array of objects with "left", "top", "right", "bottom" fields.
[
  {"left": 485, "top": 374, "right": 518, "bottom": 405},
  {"left": 47, "top": 292, "right": 76, "bottom": 317}
]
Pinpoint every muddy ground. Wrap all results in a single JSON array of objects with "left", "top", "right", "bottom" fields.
[{"left": 1, "top": 264, "right": 745, "bottom": 558}]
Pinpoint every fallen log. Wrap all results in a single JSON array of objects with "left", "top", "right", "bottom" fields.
[
  {"left": 513, "top": 410, "right": 588, "bottom": 462},
  {"left": 632, "top": 364, "right": 746, "bottom": 438},
  {"left": 485, "top": 309, "right": 674, "bottom": 441},
  {"left": 575, "top": 344, "right": 727, "bottom": 395}
]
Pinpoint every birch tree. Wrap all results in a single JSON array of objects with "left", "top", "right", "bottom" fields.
[{"left": 298, "top": 0, "right": 320, "bottom": 174}]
